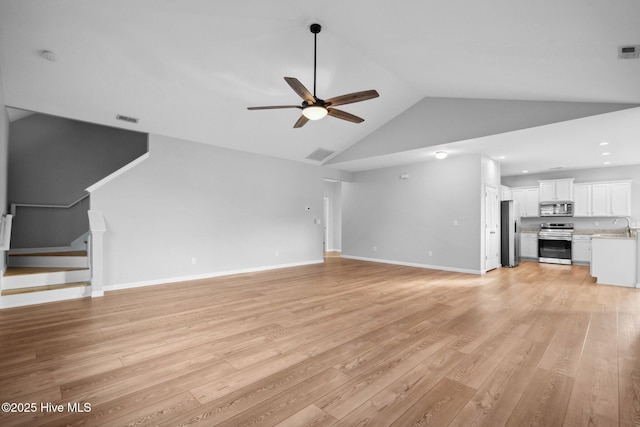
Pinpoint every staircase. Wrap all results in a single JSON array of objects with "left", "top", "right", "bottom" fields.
[{"left": 1, "top": 249, "right": 92, "bottom": 309}]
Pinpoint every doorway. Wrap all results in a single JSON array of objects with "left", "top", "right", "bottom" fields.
[
  {"left": 485, "top": 185, "right": 500, "bottom": 271},
  {"left": 323, "top": 196, "right": 330, "bottom": 252}
]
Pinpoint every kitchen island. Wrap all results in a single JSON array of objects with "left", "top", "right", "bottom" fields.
[{"left": 590, "top": 231, "right": 637, "bottom": 287}]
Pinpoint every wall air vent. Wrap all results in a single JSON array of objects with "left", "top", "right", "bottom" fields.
[
  {"left": 306, "top": 148, "right": 334, "bottom": 162},
  {"left": 618, "top": 45, "right": 640, "bottom": 59},
  {"left": 116, "top": 114, "right": 139, "bottom": 124}
]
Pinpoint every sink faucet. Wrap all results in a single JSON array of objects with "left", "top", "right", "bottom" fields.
[{"left": 614, "top": 217, "right": 631, "bottom": 235}]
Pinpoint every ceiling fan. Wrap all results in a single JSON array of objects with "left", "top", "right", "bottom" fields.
[{"left": 247, "top": 23, "right": 379, "bottom": 128}]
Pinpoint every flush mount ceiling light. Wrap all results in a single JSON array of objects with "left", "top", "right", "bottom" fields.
[
  {"left": 247, "top": 23, "right": 379, "bottom": 128},
  {"left": 435, "top": 151, "right": 448, "bottom": 160},
  {"left": 599, "top": 141, "right": 609, "bottom": 146},
  {"left": 601, "top": 152, "right": 610, "bottom": 156}
]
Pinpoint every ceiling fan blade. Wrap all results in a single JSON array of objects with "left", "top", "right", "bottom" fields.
[
  {"left": 325, "top": 90, "right": 379, "bottom": 107},
  {"left": 247, "top": 105, "right": 301, "bottom": 110},
  {"left": 327, "top": 108, "right": 364, "bottom": 124},
  {"left": 293, "top": 115, "right": 309, "bottom": 128},
  {"left": 284, "top": 77, "right": 315, "bottom": 103}
]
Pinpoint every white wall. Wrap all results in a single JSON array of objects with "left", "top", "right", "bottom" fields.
[
  {"left": 341, "top": 154, "right": 487, "bottom": 273},
  {"left": 90, "top": 133, "right": 328, "bottom": 289}
]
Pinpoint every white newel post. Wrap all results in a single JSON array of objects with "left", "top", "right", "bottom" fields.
[{"left": 88, "top": 210, "right": 106, "bottom": 298}]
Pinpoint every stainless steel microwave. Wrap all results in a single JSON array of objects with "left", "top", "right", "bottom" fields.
[{"left": 539, "top": 201, "right": 573, "bottom": 217}]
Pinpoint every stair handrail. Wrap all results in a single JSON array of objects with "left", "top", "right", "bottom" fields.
[
  {"left": 10, "top": 192, "right": 89, "bottom": 216},
  {"left": 0, "top": 214, "right": 13, "bottom": 250}
]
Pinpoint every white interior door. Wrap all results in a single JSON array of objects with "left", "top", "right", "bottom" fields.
[
  {"left": 323, "top": 197, "right": 330, "bottom": 252},
  {"left": 485, "top": 186, "right": 500, "bottom": 271}
]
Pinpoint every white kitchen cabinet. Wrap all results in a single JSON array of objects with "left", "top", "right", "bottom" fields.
[
  {"left": 539, "top": 179, "right": 573, "bottom": 202},
  {"left": 591, "top": 183, "right": 610, "bottom": 216},
  {"left": 610, "top": 181, "right": 631, "bottom": 216},
  {"left": 520, "top": 233, "right": 538, "bottom": 259},
  {"left": 573, "top": 181, "right": 631, "bottom": 217},
  {"left": 511, "top": 187, "right": 539, "bottom": 218},
  {"left": 572, "top": 235, "right": 591, "bottom": 264},
  {"left": 573, "top": 184, "right": 591, "bottom": 216},
  {"left": 501, "top": 185, "right": 512, "bottom": 201}
]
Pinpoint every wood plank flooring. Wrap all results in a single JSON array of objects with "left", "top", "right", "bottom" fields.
[{"left": 0, "top": 258, "right": 638, "bottom": 426}]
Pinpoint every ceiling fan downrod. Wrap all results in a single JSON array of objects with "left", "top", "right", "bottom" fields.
[{"left": 310, "top": 23, "right": 321, "bottom": 98}]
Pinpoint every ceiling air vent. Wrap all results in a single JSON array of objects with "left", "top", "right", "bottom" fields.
[
  {"left": 618, "top": 45, "right": 640, "bottom": 59},
  {"left": 306, "top": 148, "right": 334, "bottom": 162},
  {"left": 116, "top": 114, "right": 139, "bottom": 124}
]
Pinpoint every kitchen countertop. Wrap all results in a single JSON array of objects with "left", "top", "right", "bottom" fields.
[{"left": 591, "top": 231, "right": 637, "bottom": 240}]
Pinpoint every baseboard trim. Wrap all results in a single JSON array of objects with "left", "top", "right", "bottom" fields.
[
  {"left": 104, "top": 259, "right": 325, "bottom": 292},
  {"left": 341, "top": 255, "right": 482, "bottom": 275}
]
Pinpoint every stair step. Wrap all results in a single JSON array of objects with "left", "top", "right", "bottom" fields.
[
  {"left": 8, "top": 250, "right": 88, "bottom": 269},
  {"left": 4, "top": 267, "right": 89, "bottom": 276},
  {"left": 1, "top": 282, "right": 89, "bottom": 296},
  {"left": 10, "top": 250, "right": 87, "bottom": 257},
  {"left": 2, "top": 268, "right": 91, "bottom": 290}
]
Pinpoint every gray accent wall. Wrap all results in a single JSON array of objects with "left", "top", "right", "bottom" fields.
[
  {"left": 327, "top": 97, "right": 640, "bottom": 166},
  {"left": 90, "top": 133, "right": 327, "bottom": 289},
  {"left": 8, "top": 114, "right": 148, "bottom": 248},
  {"left": 0, "top": 68, "right": 9, "bottom": 273},
  {"left": 342, "top": 154, "right": 497, "bottom": 273}
]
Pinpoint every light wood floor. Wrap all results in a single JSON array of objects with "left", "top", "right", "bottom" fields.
[{"left": 0, "top": 258, "right": 639, "bottom": 426}]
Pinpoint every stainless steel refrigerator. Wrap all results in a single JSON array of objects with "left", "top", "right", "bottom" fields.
[{"left": 501, "top": 200, "right": 520, "bottom": 267}]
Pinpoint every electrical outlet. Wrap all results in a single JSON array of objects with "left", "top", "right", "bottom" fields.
[
  {"left": 453, "top": 219, "right": 458, "bottom": 226},
  {"left": 275, "top": 250, "right": 279, "bottom": 257},
  {"left": 373, "top": 246, "right": 377, "bottom": 252},
  {"left": 191, "top": 257, "right": 197, "bottom": 265}
]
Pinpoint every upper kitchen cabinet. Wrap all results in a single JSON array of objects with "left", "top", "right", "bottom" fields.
[
  {"left": 511, "top": 186, "right": 539, "bottom": 218},
  {"left": 539, "top": 178, "right": 574, "bottom": 202},
  {"left": 500, "top": 185, "right": 512, "bottom": 201},
  {"left": 573, "top": 180, "right": 631, "bottom": 217}
]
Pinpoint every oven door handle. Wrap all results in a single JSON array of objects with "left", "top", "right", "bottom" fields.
[{"left": 538, "top": 235, "right": 572, "bottom": 241}]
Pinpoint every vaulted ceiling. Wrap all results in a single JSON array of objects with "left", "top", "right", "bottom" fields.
[{"left": 1, "top": 1, "right": 639, "bottom": 175}]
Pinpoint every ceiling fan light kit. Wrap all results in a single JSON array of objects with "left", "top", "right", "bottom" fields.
[
  {"left": 302, "top": 105, "right": 328, "bottom": 120},
  {"left": 247, "top": 23, "right": 379, "bottom": 128}
]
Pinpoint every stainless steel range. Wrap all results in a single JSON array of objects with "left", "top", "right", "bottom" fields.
[{"left": 538, "top": 223, "right": 573, "bottom": 265}]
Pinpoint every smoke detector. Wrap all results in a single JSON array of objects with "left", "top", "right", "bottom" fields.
[{"left": 40, "top": 50, "right": 58, "bottom": 61}]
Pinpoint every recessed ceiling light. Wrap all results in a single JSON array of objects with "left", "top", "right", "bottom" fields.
[
  {"left": 522, "top": 170, "right": 529, "bottom": 174},
  {"left": 498, "top": 156, "right": 506, "bottom": 160},
  {"left": 604, "top": 161, "right": 611, "bottom": 165},
  {"left": 599, "top": 141, "right": 609, "bottom": 146},
  {"left": 435, "top": 151, "right": 448, "bottom": 160},
  {"left": 601, "top": 152, "right": 610, "bottom": 156}
]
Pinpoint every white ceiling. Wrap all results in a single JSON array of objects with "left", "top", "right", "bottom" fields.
[{"left": 1, "top": 1, "right": 639, "bottom": 175}]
